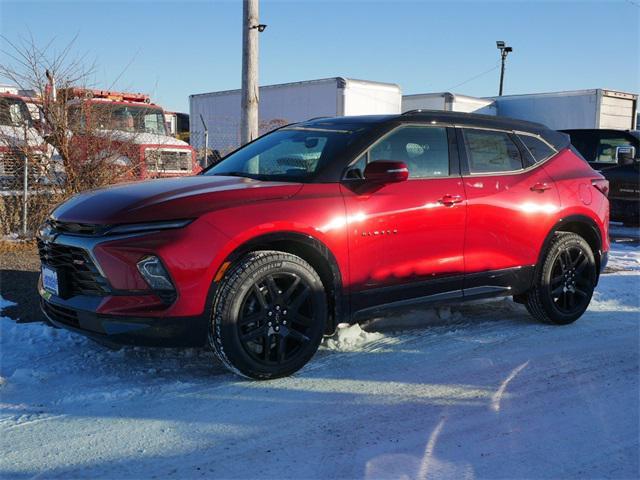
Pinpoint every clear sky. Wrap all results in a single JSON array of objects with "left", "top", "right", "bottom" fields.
[{"left": 1, "top": 0, "right": 638, "bottom": 113}]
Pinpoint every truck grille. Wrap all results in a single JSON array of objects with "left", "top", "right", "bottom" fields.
[
  {"left": 37, "top": 240, "right": 111, "bottom": 297},
  {"left": 0, "top": 151, "right": 46, "bottom": 189},
  {"left": 145, "top": 149, "right": 192, "bottom": 173}
]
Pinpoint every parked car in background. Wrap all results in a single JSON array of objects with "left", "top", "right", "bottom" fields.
[
  {"left": 61, "top": 88, "right": 199, "bottom": 179},
  {"left": 562, "top": 129, "right": 639, "bottom": 225},
  {"left": 38, "top": 112, "right": 609, "bottom": 379}
]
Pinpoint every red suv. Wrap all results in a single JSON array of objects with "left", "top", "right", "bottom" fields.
[{"left": 38, "top": 112, "right": 610, "bottom": 379}]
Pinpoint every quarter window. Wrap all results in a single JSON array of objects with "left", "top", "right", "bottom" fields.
[
  {"left": 366, "top": 126, "right": 450, "bottom": 178},
  {"left": 463, "top": 129, "right": 523, "bottom": 173},
  {"left": 518, "top": 134, "right": 555, "bottom": 163}
]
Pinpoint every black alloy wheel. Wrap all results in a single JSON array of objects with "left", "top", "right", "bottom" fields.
[
  {"left": 209, "top": 251, "right": 326, "bottom": 379},
  {"left": 525, "top": 232, "right": 597, "bottom": 325},
  {"left": 238, "top": 272, "right": 317, "bottom": 365},
  {"left": 547, "top": 244, "right": 594, "bottom": 314}
]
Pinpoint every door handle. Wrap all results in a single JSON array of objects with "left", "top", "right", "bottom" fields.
[
  {"left": 530, "top": 182, "right": 552, "bottom": 193},
  {"left": 438, "top": 194, "right": 463, "bottom": 206}
]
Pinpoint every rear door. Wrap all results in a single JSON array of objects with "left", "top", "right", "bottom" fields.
[
  {"left": 340, "top": 124, "right": 466, "bottom": 313},
  {"left": 459, "top": 128, "right": 560, "bottom": 290}
]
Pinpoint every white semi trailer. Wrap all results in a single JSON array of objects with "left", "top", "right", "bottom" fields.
[
  {"left": 189, "top": 77, "right": 401, "bottom": 153},
  {"left": 491, "top": 89, "right": 638, "bottom": 130},
  {"left": 402, "top": 92, "right": 497, "bottom": 115}
]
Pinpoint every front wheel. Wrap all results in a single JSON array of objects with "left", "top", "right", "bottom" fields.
[
  {"left": 209, "top": 251, "right": 327, "bottom": 380},
  {"left": 525, "top": 232, "right": 597, "bottom": 325}
]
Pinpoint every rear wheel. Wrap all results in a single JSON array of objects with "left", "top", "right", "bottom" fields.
[
  {"left": 209, "top": 251, "right": 326, "bottom": 379},
  {"left": 525, "top": 232, "right": 597, "bottom": 325}
]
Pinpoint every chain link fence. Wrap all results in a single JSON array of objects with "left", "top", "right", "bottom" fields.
[{"left": 0, "top": 150, "right": 63, "bottom": 237}]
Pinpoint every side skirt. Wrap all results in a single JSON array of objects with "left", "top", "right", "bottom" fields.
[{"left": 350, "top": 266, "right": 535, "bottom": 322}]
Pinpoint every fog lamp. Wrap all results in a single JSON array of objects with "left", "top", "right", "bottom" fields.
[{"left": 136, "top": 255, "right": 175, "bottom": 291}]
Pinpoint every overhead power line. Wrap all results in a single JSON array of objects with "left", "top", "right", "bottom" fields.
[{"left": 445, "top": 62, "right": 501, "bottom": 91}]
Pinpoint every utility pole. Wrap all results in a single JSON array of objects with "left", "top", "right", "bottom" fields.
[
  {"left": 241, "top": 0, "right": 265, "bottom": 145},
  {"left": 496, "top": 41, "right": 513, "bottom": 96}
]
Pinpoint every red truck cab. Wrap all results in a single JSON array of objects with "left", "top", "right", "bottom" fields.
[{"left": 62, "top": 88, "right": 199, "bottom": 179}]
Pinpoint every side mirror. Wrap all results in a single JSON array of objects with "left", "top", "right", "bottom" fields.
[
  {"left": 616, "top": 145, "right": 636, "bottom": 166},
  {"left": 363, "top": 160, "right": 409, "bottom": 184}
]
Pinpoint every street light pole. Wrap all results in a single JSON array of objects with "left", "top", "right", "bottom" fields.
[
  {"left": 496, "top": 41, "right": 513, "bottom": 96},
  {"left": 240, "top": 0, "right": 264, "bottom": 146}
]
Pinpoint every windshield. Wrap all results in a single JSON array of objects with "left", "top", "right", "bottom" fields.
[
  {"left": 89, "top": 103, "right": 167, "bottom": 135},
  {"left": 0, "top": 96, "right": 31, "bottom": 127},
  {"left": 205, "top": 124, "right": 372, "bottom": 181}
]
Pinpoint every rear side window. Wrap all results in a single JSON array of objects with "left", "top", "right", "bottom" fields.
[
  {"left": 462, "top": 129, "right": 523, "bottom": 173},
  {"left": 518, "top": 134, "right": 555, "bottom": 163}
]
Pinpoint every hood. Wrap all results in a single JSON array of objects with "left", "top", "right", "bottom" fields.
[
  {"left": 52, "top": 175, "right": 303, "bottom": 225},
  {"left": 95, "top": 129, "right": 190, "bottom": 147},
  {"left": 0, "top": 124, "right": 45, "bottom": 148}
]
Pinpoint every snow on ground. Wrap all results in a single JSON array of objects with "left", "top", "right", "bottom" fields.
[{"left": 1, "top": 244, "right": 639, "bottom": 479}]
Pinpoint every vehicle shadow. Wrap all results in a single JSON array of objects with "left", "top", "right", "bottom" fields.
[{"left": 0, "top": 269, "right": 42, "bottom": 323}]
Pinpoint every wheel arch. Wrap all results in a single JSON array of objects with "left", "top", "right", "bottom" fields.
[
  {"left": 539, "top": 214, "right": 603, "bottom": 276},
  {"left": 220, "top": 231, "right": 346, "bottom": 334}
]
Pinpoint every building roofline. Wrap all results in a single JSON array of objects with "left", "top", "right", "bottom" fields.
[
  {"left": 486, "top": 88, "right": 638, "bottom": 101},
  {"left": 190, "top": 77, "right": 401, "bottom": 99}
]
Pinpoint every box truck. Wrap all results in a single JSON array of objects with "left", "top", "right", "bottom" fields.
[
  {"left": 402, "top": 92, "right": 497, "bottom": 115},
  {"left": 492, "top": 89, "right": 638, "bottom": 130},
  {"left": 189, "top": 77, "right": 402, "bottom": 153}
]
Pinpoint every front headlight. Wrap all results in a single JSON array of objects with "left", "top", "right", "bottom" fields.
[{"left": 107, "top": 219, "right": 193, "bottom": 235}]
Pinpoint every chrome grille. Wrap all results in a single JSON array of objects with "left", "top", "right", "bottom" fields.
[{"left": 37, "top": 240, "right": 111, "bottom": 297}]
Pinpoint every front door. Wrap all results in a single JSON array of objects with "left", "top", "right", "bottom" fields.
[{"left": 340, "top": 125, "right": 466, "bottom": 314}]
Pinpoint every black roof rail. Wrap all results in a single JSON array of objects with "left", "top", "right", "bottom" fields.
[
  {"left": 305, "top": 116, "right": 333, "bottom": 121},
  {"left": 402, "top": 109, "right": 429, "bottom": 115}
]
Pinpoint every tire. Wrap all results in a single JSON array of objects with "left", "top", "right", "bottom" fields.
[
  {"left": 209, "top": 250, "right": 327, "bottom": 380},
  {"left": 525, "top": 232, "right": 597, "bottom": 325}
]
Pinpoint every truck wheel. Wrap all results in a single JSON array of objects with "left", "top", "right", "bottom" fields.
[
  {"left": 525, "top": 233, "right": 597, "bottom": 325},
  {"left": 209, "top": 251, "right": 327, "bottom": 380}
]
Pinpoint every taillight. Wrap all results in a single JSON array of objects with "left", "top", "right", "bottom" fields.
[{"left": 592, "top": 178, "right": 609, "bottom": 197}]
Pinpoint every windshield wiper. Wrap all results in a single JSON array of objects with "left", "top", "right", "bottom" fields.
[{"left": 211, "top": 171, "right": 254, "bottom": 179}]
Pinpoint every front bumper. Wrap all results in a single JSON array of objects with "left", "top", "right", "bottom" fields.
[
  {"left": 35, "top": 219, "right": 227, "bottom": 347},
  {"left": 40, "top": 285, "right": 207, "bottom": 347}
]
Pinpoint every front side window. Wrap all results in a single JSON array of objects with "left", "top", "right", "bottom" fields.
[
  {"left": 463, "top": 129, "right": 523, "bottom": 173},
  {"left": 0, "top": 97, "right": 30, "bottom": 126},
  {"left": 206, "top": 123, "right": 372, "bottom": 181},
  {"left": 518, "top": 134, "right": 555, "bottom": 163},
  {"left": 90, "top": 104, "right": 167, "bottom": 135},
  {"left": 363, "top": 125, "right": 449, "bottom": 179}
]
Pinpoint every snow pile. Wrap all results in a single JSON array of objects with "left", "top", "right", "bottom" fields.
[{"left": 322, "top": 322, "right": 384, "bottom": 351}]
